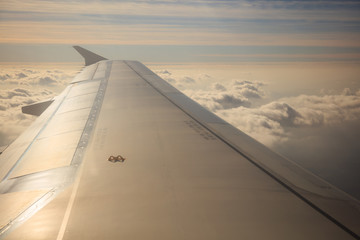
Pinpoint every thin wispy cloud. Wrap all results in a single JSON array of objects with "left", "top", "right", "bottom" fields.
[
  {"left": 1, "top": 0, "right": 360, "bottom": 50},
  {"left": 0, "top": 0, "right": 359, "bottom": 63},
  {"left": 2, "top": 0, "right": 360, "bottom": 21},
  {"left": 2, "top": 21, "right": 360, "bottom": 48}
]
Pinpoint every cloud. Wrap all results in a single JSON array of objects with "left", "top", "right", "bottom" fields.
[
  {"left": 214, "top": 94, "right": 252, "bottom": 109},
  {"left": 254, "top": 102, "right": 302, "bottom": 127},
  {"left": 22, "top": 69, "right": 37, "bottom": 74},
  {"left": 0, "top": 88, "right": 32, "bottom": 99},
  {"left": 0, "top": 87, "right": 53, "bottom": 112},
  {"left": 214, "top": 91, "right": 360, "bottom": 146},
  {"left": 1, "top": 0, "right": 359, "bottom": 49},
  {"left": 0, "top": 74, "right": 11, "bottom": 81},
  {"left": 38, "top": 76, "right": 57, "bottom": 85},
  {"left": 16, "top": 72, "right": 27, "bottom": 79},
  {"left": 2, "top": 0, "right": 360, "bottom": 22},
  {"left": 282, "top": 93, "right": 360, "bottom": 126},
  {"left": 157, "top": 69, "right": 266, "bottom": 111},
  {"left": 156, "top": 70, "right": 171, "bottom": 75},
  {"left": 0, "top": 67, "right": 76, "bottom": 87},
  {"left": 180, "top": 76, "right": 195, "bottom": 84},
  {"left": 217, "top": 106, "right": 289, "bottom": 145},
  {"left": 157, "top": 69, "right": 360, "bottom": 151},
  {"left": 13, "top": 88, "right": 31, "bottom": 95},
  {"left": 185, "top": 87, "right": 253, "bottom": 111},
  {"left": 183, "top": 78, "right": 264, "bottom": 111},
  {"left": 2, "top": 21, "right": 360, "bottom": 47},
  {"left": 232, "top": 80, "right": 264, "bottom": 99},
  {"left": 212, "top": 83, "right": 226, "bottom": 91}
]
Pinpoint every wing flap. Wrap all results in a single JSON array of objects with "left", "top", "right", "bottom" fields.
[
  {"left": 0, "top": 60, "right": 112, "bottom": 236},
  {"left": 8, "top": 130, "right": 82, "bottom": 179},
  {"left": 0, "top": 190, "right": 48, "bottom": 230}
]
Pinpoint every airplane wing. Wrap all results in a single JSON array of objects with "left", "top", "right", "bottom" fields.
[{"left": 0, "top": 46, "right": 359, "bottom": 239}]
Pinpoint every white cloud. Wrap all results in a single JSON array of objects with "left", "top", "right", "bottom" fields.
[
  {"left": 0, "top": 74, "right": 11, "bottom": 81},
  {"left": 38, "top": 76, "right": 57, "bottom": 85},
  {"left": 212, "top": 83, "right": 226, "bottom": 91},
  {"left": 16, "top": 72, "right": 27, "bottom": 79},
  {"left": 0, "top": 104, "right": 6, "bottom": 111},
  {"left": 156, "top": 70, "right": 171, "bottom": 75},
  {"left": 215, "top": 92, "right": 360, "bottom": 146},
  {"left": 182, "top": 78, "right": 264, "bottom": 111},
  {"left": 0, "top": 88, "right": 32, "bottom": 99},
  {"left": 156, "top": 69, "right": 360, "bottom": 148}
]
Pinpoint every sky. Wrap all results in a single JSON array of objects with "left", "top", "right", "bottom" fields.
[{"left": 0, "top": 0, "right": 360, "bottom": 199}]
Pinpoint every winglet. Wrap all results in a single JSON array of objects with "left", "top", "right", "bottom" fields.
[{"left": 73, "top": 46, "right": 107, "bottom": 66}]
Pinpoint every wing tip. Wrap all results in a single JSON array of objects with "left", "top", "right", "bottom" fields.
[{"left": 73, "top": 46, "right": 107, "bottom": 66}]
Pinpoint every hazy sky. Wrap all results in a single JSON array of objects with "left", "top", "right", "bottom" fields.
[
  {"left": 1, "top": 0, "right": 360, "bottom": 199},
  {"left": 0, "top": 0, "right": 360, "bottom": 62}
]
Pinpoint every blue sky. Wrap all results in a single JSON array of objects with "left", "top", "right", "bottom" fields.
[{"left": 0, "top": 0, "right": 360, "bottom": 63}]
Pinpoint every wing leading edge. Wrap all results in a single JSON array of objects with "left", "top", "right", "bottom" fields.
[{"left": 0, "top": 47, "right": 359, "bottom": 239}]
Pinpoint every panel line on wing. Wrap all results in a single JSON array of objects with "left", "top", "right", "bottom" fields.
[
  {"left": 70, "top": 61, "right": 112, "bottom": 166},
  {"left": 56, "top": 61, "right": 112, "bottom": 240},
  {"left": 1, "top": 86, "right": 73, "bottom": 182}
]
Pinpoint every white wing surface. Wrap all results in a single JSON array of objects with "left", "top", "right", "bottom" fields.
[{"left": 0, "top": 46, "right": 359, "bottom": 239}]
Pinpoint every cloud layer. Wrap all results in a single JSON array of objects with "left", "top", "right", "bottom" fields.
[{"left": 156, "top": 68, "right": 360, "bottom": 147}]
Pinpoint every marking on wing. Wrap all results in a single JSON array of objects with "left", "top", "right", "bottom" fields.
[
  {"left": 108, "top": 155, "right": 126, "bottom": 163},
  {"left": 184, "top": 120, "right": 217, "bottom": 141}
]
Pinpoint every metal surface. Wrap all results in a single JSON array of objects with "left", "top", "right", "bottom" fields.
[
  {"left": 0, "top": 190, "right": 48, "bottom": 229},
  {"left": 1, "top": 48, "right": 359, "bottom": 239},
  {"left": 0, "top": 88, "right": 69, "bottom": 181},
  {"left": 126, "top": 60, "right": 360, "bottom": 237}
]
